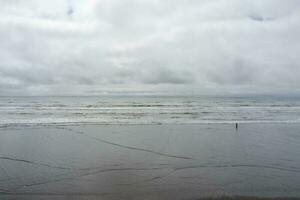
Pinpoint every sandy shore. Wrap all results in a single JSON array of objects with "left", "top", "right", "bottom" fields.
[
  {"left": 199, "top": 198, "right": 299, "bottom": 200},
  {"left": 0, "top": 195, "right": 298, "bottom": 200},
  {"left": 0, "top": 123, "right": 300, "bottom": 199}
]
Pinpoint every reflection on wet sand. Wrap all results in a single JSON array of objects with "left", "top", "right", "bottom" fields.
[{"left": 0, "top": 123, "right": 300, "bottom": 199}]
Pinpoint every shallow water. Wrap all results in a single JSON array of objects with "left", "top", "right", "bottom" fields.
[{"left": 0, "top": 123, "right": 300, "bottom": 199}]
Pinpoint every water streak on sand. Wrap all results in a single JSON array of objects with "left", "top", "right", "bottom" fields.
[
  {"left": 59, "top": 127, "right": 193, "bottom": 160},
  {"left": 10, "top": 167, "right": 170, "bottom": 191},
  {"left": 174, "top": 164, "right": 300, "bottom": 173}
]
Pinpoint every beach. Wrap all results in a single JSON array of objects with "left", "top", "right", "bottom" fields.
[
  {"left": 1, "top": 123, "right": 300, "bottom": 199},
  {"left": 2, "top": 0, "right": 300, "bottom": 198}
]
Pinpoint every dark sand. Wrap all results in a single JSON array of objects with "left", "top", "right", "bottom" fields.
[{"left": 0, "top": 123, "right": 300, "bottom": 199}]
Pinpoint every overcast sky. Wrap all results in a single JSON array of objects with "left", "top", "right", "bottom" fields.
[{"left": 0, "top": 0, "right": 300, "bottom": 96}]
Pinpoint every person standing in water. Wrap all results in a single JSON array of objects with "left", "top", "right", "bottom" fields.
[{"left": 235, "top": 123, "right": 238, "bottom": 130}]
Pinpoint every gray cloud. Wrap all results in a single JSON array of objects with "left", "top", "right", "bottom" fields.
[{"left": 0, "top": 0, "right": 300, "bottom": 95}]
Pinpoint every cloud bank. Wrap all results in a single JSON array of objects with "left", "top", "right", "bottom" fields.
[{"left": 0, "top": 0, "right": 300, "bottom": 95}]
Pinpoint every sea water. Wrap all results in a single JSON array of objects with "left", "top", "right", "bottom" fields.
[{"left": 0, "top": 95, "right": 300, "bottom": 126}]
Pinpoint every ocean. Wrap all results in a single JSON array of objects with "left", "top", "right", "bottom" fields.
[{"left": 1, "top": 95, "right": 300, "bottom": 126}]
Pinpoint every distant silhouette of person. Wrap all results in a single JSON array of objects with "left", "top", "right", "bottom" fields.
[{"left": 235, "top": 123, "right": 238, "bottom": 130}]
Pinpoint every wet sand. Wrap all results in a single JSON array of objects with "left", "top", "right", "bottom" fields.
[{"left": 0, "top": 123, "right": 300, "bottom": 199}]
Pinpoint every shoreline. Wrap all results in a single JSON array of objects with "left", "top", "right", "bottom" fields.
[{"left": 1, "top": 120, "right": 300, "bottom": 128}]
